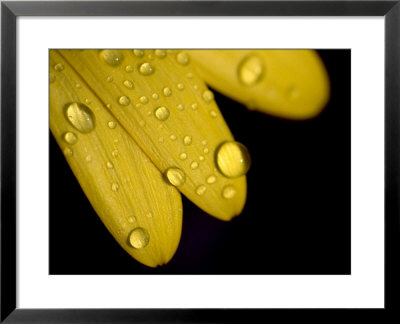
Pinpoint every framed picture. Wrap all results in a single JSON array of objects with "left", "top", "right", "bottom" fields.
[{"left": 1, "top": 0, "right": 399, "bottom": 322}]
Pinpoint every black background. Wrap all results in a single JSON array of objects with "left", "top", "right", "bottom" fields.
[{"left": 50, "top": 50, "right": 350, "bottom": 275}]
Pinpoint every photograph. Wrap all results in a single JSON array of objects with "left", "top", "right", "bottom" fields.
[{"left": 49, "top": 49, "right": 351, "bottom": 275}]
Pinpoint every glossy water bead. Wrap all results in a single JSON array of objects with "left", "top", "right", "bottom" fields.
[
  {"left": 216, "top": 141, "right": 251, "bottom": 178},
  {"left": 129, "top": 227, "right": 150, "bottom": 249},
  {"left": 64, "top": 102, "right": 95, "bottom": 133}
]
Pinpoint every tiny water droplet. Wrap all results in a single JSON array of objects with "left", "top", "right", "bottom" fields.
[
  {"left": 154, "top": 106, "right": 170, "bottom": 121},
  {"left": 163, "top": 87, "right": 172, "bottom": 96},
  {"left": 139, "top": 62, "right": 154, "bottom": 75},
  {"left": 106, "top": 76, "right": 113, "bottom": 83},
  {"left": 186, "top": 72, "right": 193, "bottom": 79},
  {"left": 128, "top": 216, "right": 136, "bottom": 224},
  {"left": 125, "top": 65, "right": 134, "bottom": 72},
  {"left": 196, "top": 185, "right": 207, "bottom": 196},
  {"left": 106, "top": 103, "right": 112, "bottom": 109},
  {"left": 63, "top": 132, "right": 78, "bottom": 145},
  {"left": 85, "top": 98, "right": 91, "bottom": 105},
  {"left": 238, "top": 55, "right": 264, "bottom": 86},
  {"left": 179, "top": 153, "right": 187, "bottom": 160},
  {"left": 107, "top": 161, "right": 114, "bottom": 169},
  {"left": 139, "top": 96, "right": 149, "bottom": 104},
  {"left": 133, "top": 49, "right": 145, "bottom": 57},
  {"left": 177, "top": 83, "right": 185, "bottom": 91},
  {"left": 158, "top": 136, "right": 165, "bottom": 143},
  {"left": 190, "top": 161, "right": 199, "bottom": 169},
  {"left": 202, "top": 90, "right": 214, "bottom": 103},
  {"left": 176, "top": 52, "right": 190, "bottom": 65},
  {"left": 118, "top": 96, "right": 130, "bottom": 106},
  {"left": 210, "top": 110, "right": 217, "bottom": 118},
  {"left": 112, "top": 150, "right": 119, "bottom": 157},
  {"left": 147, "top": 212, "right": 153, "bottom": 218},
  {"left": 193, "top": 84, "right": 199, "bottom": 91},
  {"left": 152, "top": 93, "right": 159, "bottom": 100},
  {"left": 155, "top": 49, "right": 167, "bottom": 58},
  {"left": 206, "top": 175, "right": 217, "bottom": 184},
  {"left": 165, "top": 167, "right": 186, "bottom": 186},
  {"left": 183, "top": 136, "right": 192, "bottom": 145},
  {"left": 85, "top": 155, "right": 92, "bottom": 163},
  {"left": 177, "top": 104, "right": 184, "bottom": 111},
  {"left": 111, "top": 183, "right": 119, "bottom": 192},
  {"left": 123, "top": 80, "right": 134, "bottom": 89},
  {"left": 75, "top": 83, "right": 81, "bottom": 88},
  {"left": 136, "top": 103, "right": 141, "bottom": 109},
  {"left": 101, "top": 50, "right": 123, "bottom": 66},
  {"left": 63, "top": 147, "right": 73, "bottom": 156},
  {"left": 216, "top": 141, "right": 251, "bottom": 178},
  {"left": 129, "top": 227, "right": 149, "bottom": 249},
  {"left": 203, "top": 148, "right": 209, "bottom": 154},
  {"left": 201, "top": 140, "right": 208, "bottom": 145},
  {"left": 199, "top": 155, "right": 205, "bottom": 161},
  {"left": 170, "top": 134, "right": 177, "bottom": 141},
  {"left": 49, "top": 74, "right": 56, "bottom": 83},
  {"left": 191, "top": 103, "right": 198, "bottom": 110},
  {"left": 54, "top": 63, "right": 64, "bottom": 72},
  {"left": 114, "top": 139, "right": 119, "bottom": 144},
  {"left": 107, "top": 121, "right": 116, "bottom": 129},
  {"left": 222, "top": 185, "right": 236, "bottom": 199},
  {"left": 65, "top": 102, "right": 95, "bottom": 133}
]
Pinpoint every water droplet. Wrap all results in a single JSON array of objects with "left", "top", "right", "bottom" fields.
[
  {"left": 128, "top": 227, "right": 149, "bottom": 249},
  {"left": 112, "top": 150, "right": 119, "bottom": 157},
  {"left": 202, "top": 90, "right": 214, "bottom": 103},
  {"left": 118, "top": 96, "right": 130, "bottom": 106},
  {"left": 190, "top": 161, "right": 199, "bottom": 169},
  {"left": 216, "top": 141, "right": 251, "bottom": 178},
  {"left": 75, "top": 83, "right": 81, "bottom": 88},
  {"left": 85, "top": 98, "right": 91, "bottom": 105},
  {"left": 139, "top": 96, "right": 149, "bottom": 104},
  {"left": 154, "top": 106, "right": 170, "bottom": 121},
  {"left": 106, "top": 76, "right": 113, "bottom": 83},
  {"left": 63, "top": 147, "right": 73, "bottom": 156},
  {"left": 222, "top": 185, "right": 236, "bottom": 199},
  {"left": 207, "top": 175, "right": 217, "bottom": 184},
  {"left": 85, "top": 155, "right": 92, "bottom": 163},
  {"left": 125, "top": 65, "right": 134, "bottom": 72},
  {"left": 196, "top": 185, "right": 207, "bottom": 196},
  {"left": 139, "top": 120, "right": 146, "bottom": 127},
  {"left": 183, "top": 136, "right": 192, "bottom": 145},
  {"left": 153, "top": 93, "right": 160, "bottom": 100},
  {"left": 65, "top": 102, "right": 95, "bottom": 134},
  {"left": 49, "top": 74, "right": 56, "bottom": 83},
  {"left": 106, "top": 104, "right": 112, "bottom": 109},
  {"left": 170, "top": 134, "right": 177, "bottom": 141},
  {"left": 111, "top": 183, "right": 119, "bottom": 192},
  {"left": 54, "top": 63, "right": 64, "bottom": 72},
  {"left": 133, "top": 49, "right": 145, "bottom": 57},
  {"left": 123, "top": 80, "right": 134, "bottom": 89},
  {"left": 186, "top": 72, "right": 193, "bottom": 79},
  {"left": 203, "top": 148, "right": 209, "bottom": 154},
  {"left": 163, "top": 87, "right": 172, "bottom": 97},
  {"left": 201, "top": 140, "right": 208, "bottom": 145},
  {"left": 147, "top": 212, "right": 153, "bottom": 218},
  {"left": 238, "top": 55, "right": 264, "bottom": 86},
  {"left": 177, "top": 104, "right": 184, "bottom": 111},
  {"left": 177, "top": 83, "right": 185, "bottom": 91},
  {"left": 139, "top": 62, "right": 154, "bottom": 76},
  {"left": 176, "top": 52, "right": 190, "bottom": 65},
  {"left": 107, "top": 161, "right": 114, "bottom": 169},
  {"left": 179, "top": 153, "right": 187, "bottom": 160},
  {"left": 199, "top": 156, "right": 205, "bottom": 161},
  {"left": 63, "top": 132, "right": 78, "bottom": 145},
  {"left": 128, "top": 216, "right": 136, "bottom": 223},
  {"left": 165, "top": 167, "right": 186, "bottom": 186},
  {"left": 193, "top": 84, "right": 199, "bottom": 91},
  {"left": 210, "top": 110, "right": 217, "bottom": 118},
  {"left": 101, "top": 50, "right": 123, "bottom": 66},
  {"left": 191, "top": 103, "right": 198, "bottom": 110},
  {"left": 155, "top": 49, "right": 167, "bottom": 58},
  {"left": 107, "top": 121, "right": 116, "bottom": 129}
]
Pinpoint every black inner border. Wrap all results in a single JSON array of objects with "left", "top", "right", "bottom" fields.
[{"left": 1, "top": 1, "right": 399, "bottom": 322}]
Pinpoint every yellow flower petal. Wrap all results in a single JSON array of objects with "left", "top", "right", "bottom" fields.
[
  {"left": 58, "top": 49, "right": 247, "bottom": 221},
  {"left": 189, "top": 49, "right": 330, "bottom": 120},
  {"left": 50, "top": 50, "right": 182, "bottom": 267}
]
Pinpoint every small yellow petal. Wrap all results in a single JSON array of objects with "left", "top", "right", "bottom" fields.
[
  {"left": 50, "top": 50, "right": 182, "bottom": 267},
  {"left": 58, "top": 49, "right": 248, "bottom": 221},
  {"left": 189, "top": 49, "right": 330, "bottom": 120}
]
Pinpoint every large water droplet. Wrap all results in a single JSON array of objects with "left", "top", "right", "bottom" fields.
[
  {"left": 176, "top": 52, "right": 190, "bottom": 65},
  {"left": 139, "top": 62, "right": 154, "bottom": 75},
  {"left": 216, "top": 141, "right": 251, "bottom": 178},
  {"left": 238, "top": 55, "right": 264, "bottom": 86},
  {"left": 54, "top": 63, "right": 64, "bottom": 72},
  {"left": 196, "top": 185, "right": 207, "bottom": 196},
  {"left": 222, "top": 185, "right": 236, "bottom": 199},
  {"left": 202, "top": 90, "right": 214, "bottom": 103},
  {"left": 65, "top": 102, "right": 95, "bottom": 134},
  {"left": 63, "top": 132, "right": 78, "bottom": 145},
  {"left": 101, "top": 50, "right": 123, "bottom": 66},
  {"left": 165, "top": 167, "right": 186, "bottom": 186},
  {"left": 118, "top": 96, "right": 130, "bottom": 106},
  {"left": 129, "top": 227, "right": 150, "bottom": 249},
  {"left": 154, "top": 106, "right": 170, "bottom": 121}
]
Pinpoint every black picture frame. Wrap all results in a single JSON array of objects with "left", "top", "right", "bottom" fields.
[{"left": 1, "top": 0, "right": 399, "bottom": 322}]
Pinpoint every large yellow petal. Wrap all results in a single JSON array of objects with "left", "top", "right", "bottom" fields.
[
  {"left": 58, "top": 49, "right": 247, "bottom": 221},
  {"left": 50, "top": 50, "right": 182, "bottom": 267},
  {"left": 189, "top": 50, "right": 330, "bottom": 120}
]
